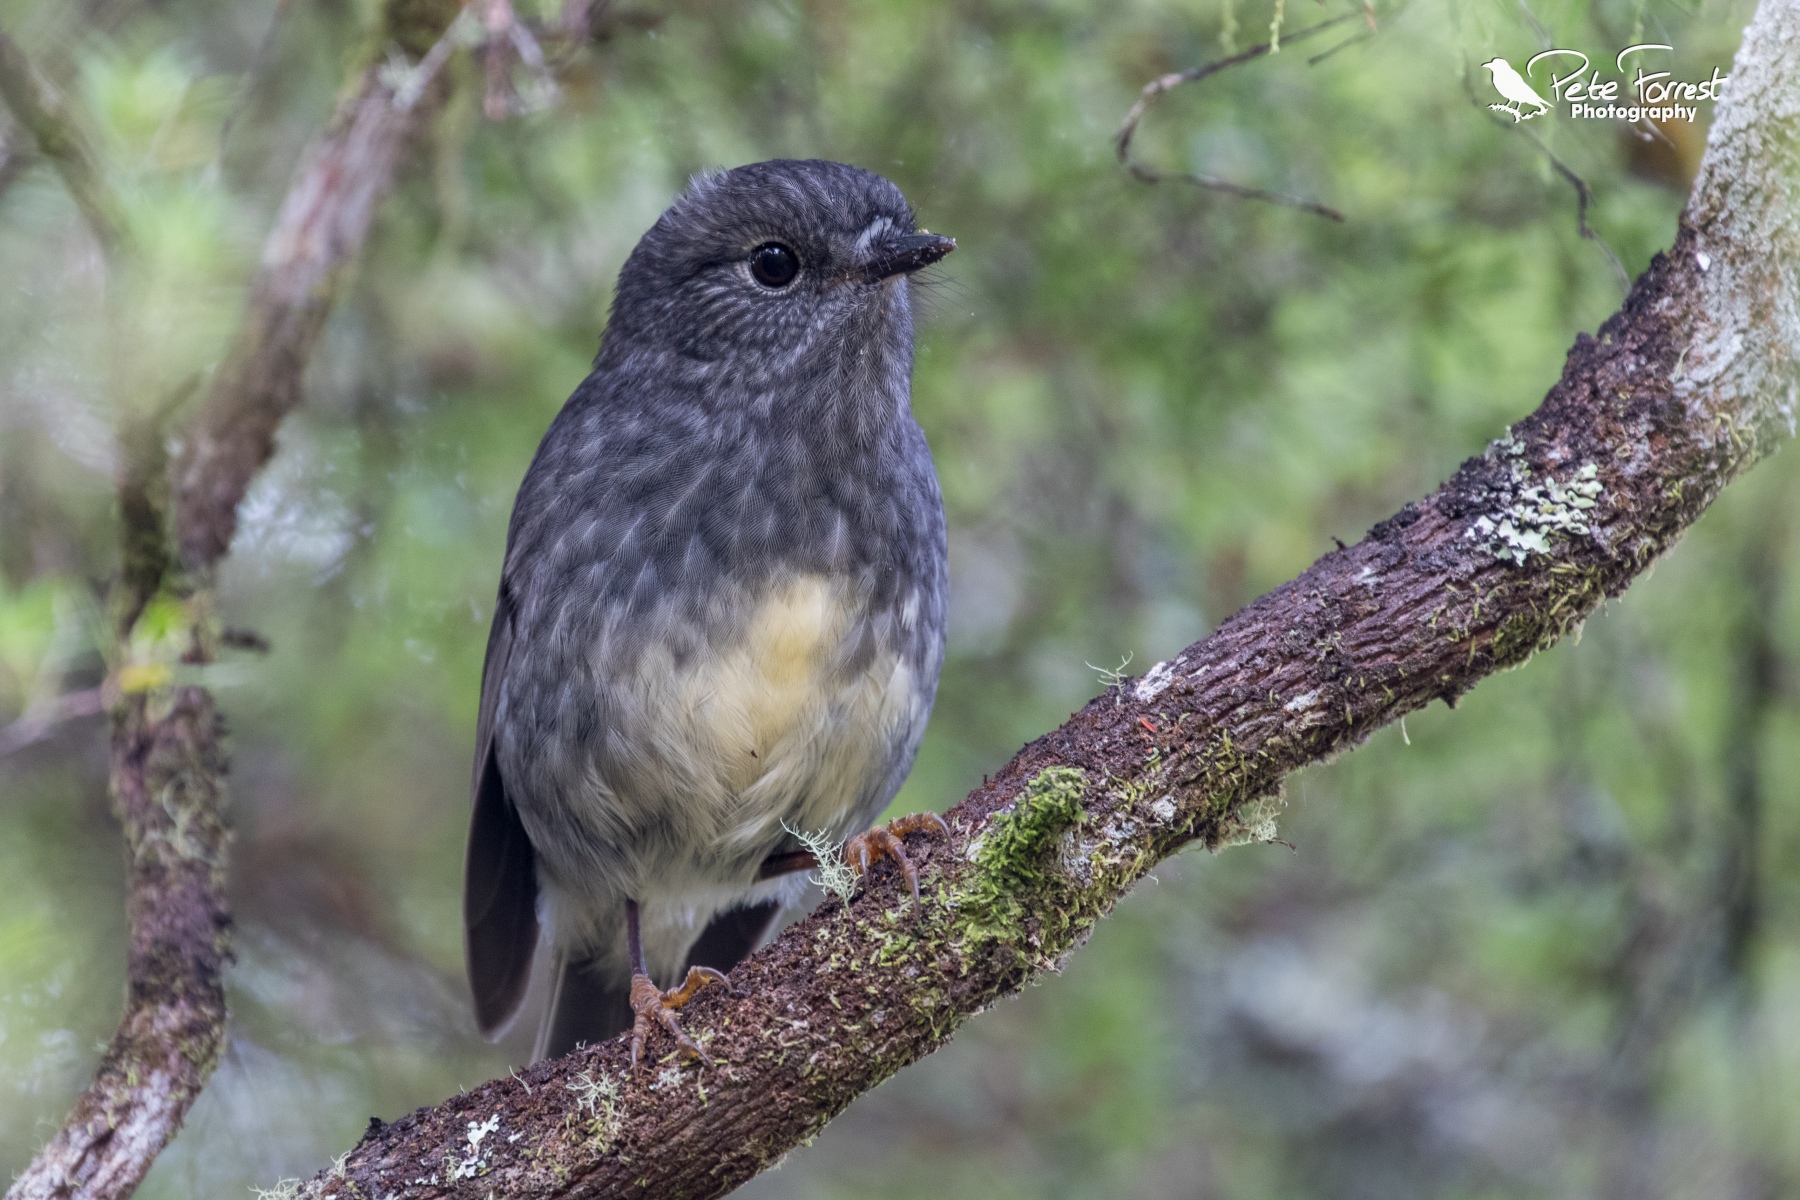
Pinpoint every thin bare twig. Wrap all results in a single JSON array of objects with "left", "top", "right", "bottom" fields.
[
  {"left": 215, "top": 0, "right": 294, "bottom": 166},
  {"left": 1461, "top": 61, "right": 1632, "bottom": 295},
  {"left": 1518, "top": 126, "right": 1633, "bottom": 294},
  {"left": 1308, "top": 27, "right": 1375, "bottom": 65},
  {"left": 484, "top": 0, "right": 516, "bottom": 119},
  {"left": 476, "top": 0, "right": 562, "bottom": 118},
  {"left": 0, "top": 30, "right": 127, "bottom": 254},
  {"left": 390, "top": 12, "right": 472, "bottom": 112},
  {"left": 1126, "top": 161, "right": 1345, "bottom": 220},
  {"left": 508, "top": 14, "right": 551, "bottom": 69},
  {"left": 1114, "top": 9, "right": 1363, "bottom": 222},
  {"left": 0, "top": 687, "right": 105, "bottom": 758},
  {"left": 0, "top": 120, "right": 33, "bottom": 200}
]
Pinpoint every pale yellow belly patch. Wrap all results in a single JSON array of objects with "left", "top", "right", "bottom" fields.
[
  {"left": 612, "top": 574, "right": 921, "bottom": 860},
  {"left": 706, "top": 574, "right": 841, "bottom": 786}
]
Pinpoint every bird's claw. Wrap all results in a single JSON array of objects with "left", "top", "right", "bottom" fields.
[
  {"left": 628, "top": 966, "right": 727, "bottom": 1068},
  {"left": 845, "top": 811, "right": 950, "bottom": 902}
]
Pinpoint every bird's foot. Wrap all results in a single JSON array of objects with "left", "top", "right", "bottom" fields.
[
  {"left": 629, "top": 966, "right": 727, "bottom": 1068},
  {"left": 845, "top": 811, "right": 950, "bottom": 902}
]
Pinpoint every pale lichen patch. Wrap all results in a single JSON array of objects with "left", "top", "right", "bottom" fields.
[
  {"left": 1466, "top": 433, "right": 1603, "bottom": 565},
  {"left": 1057, "top": 830, "right": 1094, "bottom": 886},
  {"left": 566, "top": 1069, "right": 622, "bottom": 1148},
  {"left": 1134, "top": 658, "right": 1179, "bottom": 702},
  {"left": 1209, "top": 792, "right": 1286, "bottom": 851},
  {"left": 447, "top": 1113, "right": 500, "bottom": 1181},
  {"left": 1087, "top": 652, "right": 1134, "bottom": 688},
  {"left": 781, "top": 819, "right": 856, "bottom": 904}
]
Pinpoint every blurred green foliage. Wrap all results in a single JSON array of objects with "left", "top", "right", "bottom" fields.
[{"left": 0, "top": 0, "right": 1785, "bottom": 1195}]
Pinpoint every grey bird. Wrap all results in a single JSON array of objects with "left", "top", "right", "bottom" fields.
[{"left": 464, "top": 159, "right": 954, "bottom": 1065}]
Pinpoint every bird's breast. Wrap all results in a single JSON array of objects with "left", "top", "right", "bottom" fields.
[
  {"left": 559, "top": 569, "right": 931, "bottom": 884},
  {"left": 687, "top": 573, "right": 855, "bottom": 785}
]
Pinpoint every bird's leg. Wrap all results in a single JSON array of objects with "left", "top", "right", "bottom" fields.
[
  {"left": 845, "top": 811, "right": 950, "bottom": 902},
  {"left": 625, "top": 898, "right": 726, "bottom": 1068}
]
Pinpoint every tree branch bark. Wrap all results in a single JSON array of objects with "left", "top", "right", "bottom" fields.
[
  {"left": 2, "top": 5, "right": 463, "bottom": 1198},
  {"left": 171, "top": 1, "right": 464, "bottom": 572},
  {"left": 0, "top": 29, "right": 126, "bottom": 254},
  {"left": 285, "top": 0, "right": 1799, "bottom": 1196}
]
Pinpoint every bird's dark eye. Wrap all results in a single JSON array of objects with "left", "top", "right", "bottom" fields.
[{"left": 749, "top": 242, "right": 799, "bottom": 288}]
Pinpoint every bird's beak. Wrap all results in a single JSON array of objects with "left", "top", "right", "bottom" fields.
[{"left": 860, "top": 232, "right": 956, "bottom": 282}]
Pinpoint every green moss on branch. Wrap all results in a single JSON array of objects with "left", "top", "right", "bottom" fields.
[{"left": 956, "top": 766, "right": 1088, "bottom": 945}]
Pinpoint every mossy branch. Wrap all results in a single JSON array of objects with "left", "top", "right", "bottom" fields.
[
  {"left": 958, "top": 766, "right": 1088, "bottom": 945},
  {"left": 1, "top": 3, "right": 464, "bottom": 1199},
  {"left": 271, "top": 1, "right": 1800, "bottom": 1197}
]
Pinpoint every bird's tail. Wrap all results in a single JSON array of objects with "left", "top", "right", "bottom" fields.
[
  {"left": 534, "top": 949, "right": 634, "bottom": 1064},
  {"left": 530, "top": 899, "right": 784, "bottom": 1063}
]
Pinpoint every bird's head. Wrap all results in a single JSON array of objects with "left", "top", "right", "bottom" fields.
[
  {"left": 599, "top": 159, "right": 954, "bottom": 392},
  {"left": 1481, "top": 58, "right": 1506, "bottom": 74}
]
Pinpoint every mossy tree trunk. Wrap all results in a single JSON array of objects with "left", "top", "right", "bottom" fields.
[{"left": 0, "top": 3, "right": 463, "bottom": 1198}]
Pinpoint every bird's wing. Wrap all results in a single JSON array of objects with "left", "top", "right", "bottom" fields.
[{"left": 463, "top": 580, "right": 541, "bottom": 1035}]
